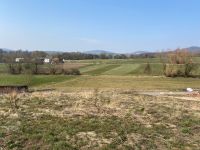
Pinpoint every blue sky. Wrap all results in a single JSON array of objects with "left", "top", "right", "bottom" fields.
[{"left": 0, "top": 0, "right": 200, "bottom": 52}]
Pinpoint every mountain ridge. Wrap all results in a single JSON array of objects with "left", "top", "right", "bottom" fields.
[
  {"left": 1, "top": 46, "right": 200, "bottom": 54},
  {"left": 83, "top": 50, "right": 116, "bottom": 55}
]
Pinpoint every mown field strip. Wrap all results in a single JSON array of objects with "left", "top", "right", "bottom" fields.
[
  {"left": 79, "top": 64, "right": 108, "bottom": 73},
  {"left": 73, "top": 58, "right": 162, "bottom": 64},
  {"left": 127, "top": 63, "right": 164, "bottom": 75},
  {"left": 83, "top": 64, "right": 120, "bottom": 75},
  {"left": 103, "top": 64, "right": 140, "bottom": 75},
  {"left": 53, "top": 75, "right": 200, "bottom": 90}
]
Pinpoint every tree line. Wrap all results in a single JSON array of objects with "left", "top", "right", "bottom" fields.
[{"left": 0, "top": 49, "right": 158, "bottom": 63}]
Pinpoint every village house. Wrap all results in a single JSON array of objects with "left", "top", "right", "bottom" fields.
[
  {"left": 15, "top": 58, "right": 24, "bottom": 63},
  {"left": 44, "top": 58, "right": 50, "bottom": 63}
]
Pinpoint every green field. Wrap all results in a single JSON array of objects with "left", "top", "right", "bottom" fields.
[
  {"left": 73, "top": 56, "right": 200, "bottom": 64},
  {"left": 1, "top": 74, "right": 200, "bottom": 91},
  {"left": 83, "top": 64, "right": 120, "bottom": 75},
  {"left": 1, "top": 57, "right": 200, "bottom": 77},
  {"left": 103, "top": 64, "right": 140, "bottom": 75},
  {"left": 52, "top": 75, "right": 200, "bottom": 90},
  {"left": 0, "top": 74, "right": 75, "bottom": 86},
  {"left": 0, "top": 58, "right": 200, "bottom": 90}
]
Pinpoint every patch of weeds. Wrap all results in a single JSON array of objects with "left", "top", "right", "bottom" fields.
[
  {"left": 135, "top": 138, "right": 157, "bottom": 150},
  {"left": 179, "top": 115, "right": 200, "bottom": 127},
  {"left": 124, "top": 145, "right": 134, "bottom": 150},
  {"left": 178, "top": 114, "right": 200, "bottom": 135},
  {"left": 147, "top": 105, "right": 171, "bottom": 122},
  {"left": 134, "top": 106, "right": 145, "bottom": 115},
  {"left": 0, "top": 131, "right": 5, "bottom": 138},
  {"left": 53, "top": 141, "right": 77, "bottom": 150},
  {"left": 6, "top": 139, "right": 24, "bottom": 149},
  {"left": 169, "top": 137, "right": 189, "bottom": 150},
  {"left": 181, "top": 127, "right": 191, "bottom": 134},
  {"left": 152, "top": 124, "right": 173, "bottom": 139},
  {"left": 105, "top": 137, "right": 121, "bottom": 149}
]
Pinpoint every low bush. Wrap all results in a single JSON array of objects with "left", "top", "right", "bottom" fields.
[
  {"left": 64, "top": 68, "right": 81, "bottom": 75},
  {"left": 7, "top": 63, "right": 24, "bottom": 74},
  {"left": 185, "top": 63, "right": 196, "bottom": 77},
  {"left": 144, "top": 63, "right": 152, "bottom": 74},
  {"left": 163, "top": 63, "right": 197, "bottom": 77}
]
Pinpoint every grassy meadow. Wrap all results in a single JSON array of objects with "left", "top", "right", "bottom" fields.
[
  {"left": 0, "top": 58, "right": 200, "bottom": 90},
  {"left": 0, "top": 58, "right": 200, "bottom": 149}
]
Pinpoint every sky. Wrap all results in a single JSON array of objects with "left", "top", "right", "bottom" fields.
[{"left": 0, "top": 0, "right": 200, "bottom": 53}]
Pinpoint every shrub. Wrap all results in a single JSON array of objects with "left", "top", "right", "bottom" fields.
[
  {"left": 7, "top": 63, "right": 23, "bottom": 74},
  {"left": 32, "top": 63, "right": 39, "bottom": 74},
  {"left": 163, "top": 64, "right": 178, "bottom": 77},
  {"left": 7, "top": 63, "right": 16, "bottom": 74},
  {"left": 16, "top": 63, "right": 23, "bottom": 74},
  {"left": 49, "top": 65, "right": 57, "bottom": 75},
  {"left": 163, "top": 49, "right": 197, "bottom": 77},
  {"left": 163, "top": 63, "right": 196, "bottom": 77},
  {"left": 185, "top": 63, "right": 195, "bottom": 77},
  {"left": 23, "top": 63, "right": 32, "bottom": 71},
  {"left": 64, "top": 68, "right": 81, "bottom": 75},
  {"left": 167, "top": 49, "right": 190, "bottom": 64},
  {"left": 144, "top": 63, "right": 152, "bottom": 74},
  {"left": 176, "top": 69, "right": 184, "bottom": 77}
]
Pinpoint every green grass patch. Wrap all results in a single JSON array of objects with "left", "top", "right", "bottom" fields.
[
  {"left": 128, "top": 63, "right": 164, "bottom": 76},
  {"left": 73, "top": 58, "right": 162, "bottom": 64},
  {"left": 0, "top": 64, "right": 7, "bottom": 73},
  {"left": 79, "top": 64, "right": 105, "bottom": 73},
  {"left": 55, "top": 75, "right": 200, "bottom": 90},
  {"left": 103, "top": 64, "right": 140, "bottom": 75},
  {"left": 0, "top": 74, "right": 75, "bottom": 86},
  {"left": 84, "top": 65, "right": 120, "bottom": 75}
]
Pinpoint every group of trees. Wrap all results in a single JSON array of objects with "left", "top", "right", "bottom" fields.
[
  {"left": 142, "top": 49, "right": 197, "bottom": 77},
  {"left": 7, "top": 63, "right": 80, "bottom": 75},
  {"left": 0, "top": 49, "right": 48, "bottom": 63},
  {"left": 56, "top": 52, "right": 130, "bottom": 60},
  {"left": 0, "top": 49, "right": 158, "bottom": 63},
  {"left": 161, "top": 49, "right": 196, "bottom": 77}
]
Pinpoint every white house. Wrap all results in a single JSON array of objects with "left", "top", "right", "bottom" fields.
[
  {"left": 15, "top": 58, "right": 24, "bottom": 63},
  {"left": 44, "top": 58, "right": 50, "bottom": 63}
]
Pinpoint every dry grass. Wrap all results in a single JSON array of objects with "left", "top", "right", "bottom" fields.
[
  {"left": 0, "top": 89, "right": 200, "bottom": 149},
  {"left": 51, "top": 75, "right": 200, "bottom": 91}
]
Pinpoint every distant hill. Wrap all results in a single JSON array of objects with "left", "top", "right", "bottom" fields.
[
  {"left": 0, "top": 48, "right": 12, "bottom": 51},
  {"left": 186, "top": 46, "right": 200, "bottom": 53},
  {"left": 2, "top": 46, "right": 200, "bottom": 55},
  {"left": 84, "top": 50, "right": 116, "bottom": 55},
  {"left": 45, "top": 51, "right": 63, "bottom": 54}
]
